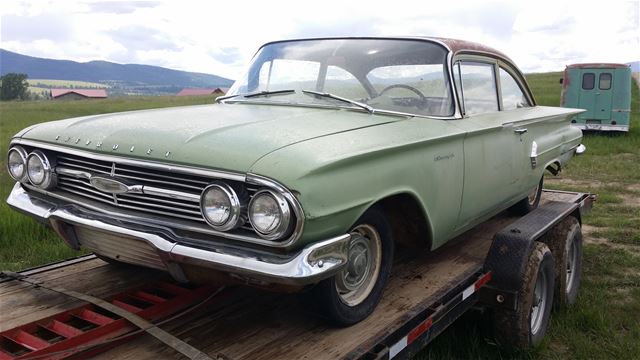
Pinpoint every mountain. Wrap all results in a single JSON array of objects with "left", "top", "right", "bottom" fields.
[{"left": 0, "top": 49, "right": 233, "bottom": 94}]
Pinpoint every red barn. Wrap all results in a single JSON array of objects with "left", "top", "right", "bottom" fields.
[{"left": 51, "top": 89, "right": 108, "bottom": 100}]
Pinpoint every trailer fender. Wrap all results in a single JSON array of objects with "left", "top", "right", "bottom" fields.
[{"left": 480, "top": 201, "right": 579, "bottom": 311}]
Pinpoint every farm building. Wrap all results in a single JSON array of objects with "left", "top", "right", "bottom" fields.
[
  {"left": 51, "top": 89, "right": 108, "bottom": 100},
  {"left": 177, "top": 87, "right": 229, "bottom": 96}
]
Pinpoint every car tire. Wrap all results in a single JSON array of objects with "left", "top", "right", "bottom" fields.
[
  {"left": 511, "top": 176, "right": 543, "bottom": 215},
  {"left": 492, "top": 241, "right": 555, "bottom": 349},
  {"left": 303, "top": 205, "right": 394, "bottom": 326},
  {"left": 542, "top": 216, "right": 583, "bottom": 308}
]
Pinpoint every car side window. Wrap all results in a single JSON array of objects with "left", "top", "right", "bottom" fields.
[
  {"left": 499, "top": 68, "right": 530, "bottom": 110},
  {"left": 599, "top": 73, "right": 612, "bottom": 90},
  {"left": 582, "top": 73, "right": 595, "bottom": 90},
  {"left": 455, "top": 61, "right": 499, "bottom": 115}
]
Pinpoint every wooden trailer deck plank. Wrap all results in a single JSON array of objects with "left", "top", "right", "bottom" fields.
[{"left": 0, "top": 261, "right": 170, "bottom": 331}]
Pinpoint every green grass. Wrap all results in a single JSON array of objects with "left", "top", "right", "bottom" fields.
[{"left": 0, "top": 95, "right": 216, "bottom": 270}]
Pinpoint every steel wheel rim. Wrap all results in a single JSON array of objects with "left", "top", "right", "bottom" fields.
[
  {"left": 527, "top": 182, "right": 540, "bottom": 205},
  {"left": 530, "top": 268, "right": 548, "bottom": 334},
  {"left": 335, "top": 224, "right": 382, "bottom": 307},
  {"left": 566, "top": 239, "right": 578, "bottom": 294}
]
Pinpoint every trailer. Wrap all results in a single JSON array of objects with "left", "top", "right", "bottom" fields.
[{"left": 0, "top": 190, "right": 594, "bottom": 360}]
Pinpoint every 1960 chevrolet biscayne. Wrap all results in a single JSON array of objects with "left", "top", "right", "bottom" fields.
[{"left": 6, "top": 37, "right": 585, "bottom": 325}]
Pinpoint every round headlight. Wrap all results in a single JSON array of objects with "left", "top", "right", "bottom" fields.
[
  {"left": 249, "top": 190, "right": 292, "bottom": 240},
  {"left": 7, "top": 146, "right": 28, "bottom": 181},
  {"left": 26, "top": 150, "right": 56, "bottom": 189},
  {"left": 200, "top": 183, "right": 243, "bottom": 231}
]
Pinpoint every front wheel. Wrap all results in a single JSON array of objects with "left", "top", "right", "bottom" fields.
[{"left": 303, "top": 206, "right": 394, "bottom": 326}]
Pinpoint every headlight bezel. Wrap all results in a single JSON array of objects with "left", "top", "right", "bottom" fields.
[
  {"left": 7, "top": 146, "right": 28, "bottom": 182},
  {"left": 200, "top": 182, "right": 244, "bottom": 231},
  {"left": 26, "top": 150, "right": 56, "bottom": 189},
  {"left": 249, "top": 189, "right": 292, "bottom": 240}
]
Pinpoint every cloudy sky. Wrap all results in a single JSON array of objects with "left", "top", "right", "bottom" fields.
[{"left": 1, "top": 0, "right": 638, "bottom": 80}]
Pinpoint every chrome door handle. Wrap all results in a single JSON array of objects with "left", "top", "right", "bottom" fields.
[{"left": 514, "top": 128, "right": 528, "bottom": 135}]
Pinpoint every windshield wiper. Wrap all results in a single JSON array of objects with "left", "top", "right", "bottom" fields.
[
  {"left": 216, "top": 89, "right": 295, "bottom": 103},
  {"left": 302, "top": 90, "right": 374, "bottom": 114}
]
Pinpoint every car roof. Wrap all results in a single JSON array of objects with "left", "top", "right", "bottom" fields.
[{"left": 262, "top": 36, "right": 513, "bottom": 63}]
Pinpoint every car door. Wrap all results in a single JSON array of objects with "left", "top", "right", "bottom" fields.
[{"left": 452, "top": 59, "right": 523, "bottom": 230}]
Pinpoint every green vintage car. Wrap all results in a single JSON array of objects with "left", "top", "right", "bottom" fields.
[{"left": 6, "top": 37, "right": 584, "bottom": 325}]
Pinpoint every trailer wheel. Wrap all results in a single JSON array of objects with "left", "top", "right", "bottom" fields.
[
  {"left": 543, "top": 216, "right": 583, "bottom": 307},
  {"left": 493, "top": 242, "right": 555, "bottom": 349},
  {"left": 511, "top": 177, "right": 543, "bottom": 215},
  {"left": 303, "top": 206, "right": 393, "bottom": 326}
]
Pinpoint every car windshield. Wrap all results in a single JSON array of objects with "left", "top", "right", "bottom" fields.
[{"left": 226, "top": 39, "right": 454, "bottom": 117}]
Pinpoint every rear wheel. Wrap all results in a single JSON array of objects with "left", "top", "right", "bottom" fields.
[
  {"left": 542, "top": 216, "right": 583, "bottom": 307},
  {"left": 493, "top": 242, "right": 555, "bottom": 349},
  {"left": 304, "top": 206, "right": 393, "bottom": 326},
  {"left": 511, "top": 177, "right": 543, "bottom": 215}
]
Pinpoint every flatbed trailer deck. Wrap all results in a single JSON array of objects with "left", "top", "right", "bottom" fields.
[{"left": 0, "top": 190, "right": 593, "bottom": 359}]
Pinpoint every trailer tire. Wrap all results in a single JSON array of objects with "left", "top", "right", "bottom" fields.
[
  {"left": 493, "top": 242, "right": 555, "bottom": 349},
  {"left": 511, "top": 177, "right": 543, "bottom": 215},
  {"left": 542, "top": 216, "right": 582, "bottom": 307},
  {"left": 303, "top": 206, "right": 393, "bottom": 326}
]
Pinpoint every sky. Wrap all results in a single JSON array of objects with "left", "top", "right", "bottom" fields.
[{"left": 1, "top": 0, "right": 638, "bottom": 80}]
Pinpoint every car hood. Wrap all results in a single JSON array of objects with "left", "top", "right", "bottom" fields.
[{"left": 19, "top": 104, "right": 401, "bottom": 173}]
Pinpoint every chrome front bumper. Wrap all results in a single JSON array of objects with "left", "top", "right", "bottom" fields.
[{"left": 7, "top": 183, "right": 351, "bottom": 286}]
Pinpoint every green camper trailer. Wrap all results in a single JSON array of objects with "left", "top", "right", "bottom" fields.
[{"left": 561, "top": 63, "right": 632, "bottom": 132}]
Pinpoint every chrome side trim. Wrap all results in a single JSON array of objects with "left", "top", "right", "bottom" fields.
[
  {"left": 7, "top": 183, "right": 349, "bottom": 286},
  {"left": 11, "top": 139, "right": 246, "bottom": 182}
]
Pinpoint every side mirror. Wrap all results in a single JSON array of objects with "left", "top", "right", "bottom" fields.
[{"left": 559, "top": 78, "right": 564, "bottom": 84}]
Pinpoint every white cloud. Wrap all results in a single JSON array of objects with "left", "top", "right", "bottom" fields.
[{"left": 1, "top": 0, "right": 638, "bottom": 79}]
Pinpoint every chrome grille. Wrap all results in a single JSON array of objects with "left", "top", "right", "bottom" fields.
[{"left": 53, "top": 152, "right": 253, "bottom": 225}]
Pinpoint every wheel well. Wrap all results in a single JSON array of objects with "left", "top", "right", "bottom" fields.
[
  {"left": 375, "top": 193, "right": 432, "bottom": 250},
  {"left": 545, "top": 160, "right": 561, "bottom": 176}
]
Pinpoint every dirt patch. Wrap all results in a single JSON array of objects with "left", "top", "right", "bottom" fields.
[
  {"left": 545, "top": 178, "right": 614, "bottom": 189},
  {"left": 621, "top": 193, "right": 640, "bottom": 207},
  {"left": 626, "top": 183, "right": 640, "bottom": 192},
  {"left": 610, "top": 153, "right": 637, "bottom": 161},
  {"left": 582, "top": 225, "right": 640, "bottom": 257},
  {"left": 611, "top": 287, "right": 634, "bottom": 306}
]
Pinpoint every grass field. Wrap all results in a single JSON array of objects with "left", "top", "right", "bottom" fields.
[{"left": 0, "top": 77, "right": 639, "bottom": 359}]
